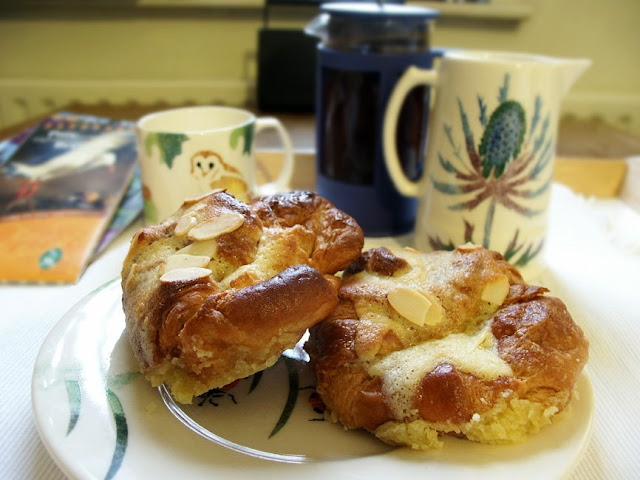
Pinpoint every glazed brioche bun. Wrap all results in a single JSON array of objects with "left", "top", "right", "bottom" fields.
[
  {"left": 306, "top": 245, "right": 589, "bottom": 449},
  {"left": 121, "top": 190, "right": 363, "bottom": 403}
]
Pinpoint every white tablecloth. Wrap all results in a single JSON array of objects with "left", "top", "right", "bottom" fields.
[{"left": 2, "top": 183, "right": 640, "bottom": 479}]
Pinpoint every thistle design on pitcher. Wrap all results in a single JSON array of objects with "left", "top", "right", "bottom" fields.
[{"left": 430, "top": 74, "right": 552, "bottom": 267}]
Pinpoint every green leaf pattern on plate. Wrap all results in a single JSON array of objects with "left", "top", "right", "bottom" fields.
[
  {"left": 60, "top": 369, "right": 141, "bottom": 480},
  {"left": 105, "top": 389, "right": 128, "bottom": 480},
  {"left": 64, "top": 380, "right": 81, "bottom": 436},
  {"left": 58, "top": 350, "right": 316, "bottom": 478},
  {"left": 269, "top": 357, "right": 299, "bottom": 438}
]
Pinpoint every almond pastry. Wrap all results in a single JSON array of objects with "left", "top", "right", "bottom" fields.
[
  {"left": 121, "top": 190, "right": 364, "bottom": 403},
  {"left": 306, "top": 246, "right": 589, "bottom": 449}
]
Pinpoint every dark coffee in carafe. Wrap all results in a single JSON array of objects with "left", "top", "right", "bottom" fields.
[{"left": 307, "top": 3, "right": 438, "bottom": 236}]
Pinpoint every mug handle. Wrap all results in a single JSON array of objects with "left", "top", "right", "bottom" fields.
[
  {"left": 254, "top": 117, "right": 295, "bottom": 196},
  {"left": 382, "top": 65, "right": 439, "bottom": 198}
]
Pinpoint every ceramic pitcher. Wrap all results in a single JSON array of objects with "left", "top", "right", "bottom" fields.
[{"left": 383, "top": 50, "right": 590, "bottom": 280}]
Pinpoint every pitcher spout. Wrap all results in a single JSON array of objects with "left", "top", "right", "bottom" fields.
[{"left": 556, "top": 58, "right": 591, "bottom": 96}]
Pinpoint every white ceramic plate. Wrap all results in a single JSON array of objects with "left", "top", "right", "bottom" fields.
[{"left": 32, "top": 278, "right": 594, "bottom": 480}]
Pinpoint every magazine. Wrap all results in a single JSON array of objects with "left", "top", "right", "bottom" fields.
[
  {"left": 0, "top": 112, "right": 140, "bottom": 283},
  {"left": 94, "top": 167, "right": 142, "bottom": 256}
]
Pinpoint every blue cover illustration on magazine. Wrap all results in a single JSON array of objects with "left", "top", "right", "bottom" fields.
[{"left": 0, "top": 112, "right": 140, "bottom": 283}]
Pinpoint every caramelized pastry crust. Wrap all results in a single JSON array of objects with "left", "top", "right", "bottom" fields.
[
  {"left": 121, "top": 190, "right": 363, "bottom": 403},
  {"left": 306, "top": 246, "right": 589, "bottom": 449}
]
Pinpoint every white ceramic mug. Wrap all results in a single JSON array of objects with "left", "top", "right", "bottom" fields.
[
  {"left": 383, "top": 50, "right": 590, "bottom": 280},
  {"left": 137, "top": 105, "right": 294, "bottom": 223}
]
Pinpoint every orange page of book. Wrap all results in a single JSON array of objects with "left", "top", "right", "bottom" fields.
[{"left": 0, "top": 212, "right": 104, "bottom": 283}]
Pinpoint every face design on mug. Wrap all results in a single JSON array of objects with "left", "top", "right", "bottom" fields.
[{"left": 189, "top": 150, "right": 249, "bottom": 202}]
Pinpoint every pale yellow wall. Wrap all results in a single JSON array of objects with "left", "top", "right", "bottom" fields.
[
  {"left": 1, "top": 12, "right": 256, "bottom": 80},
  {"left": 0, "top": 0, "right": 638, "bottom": 134}
]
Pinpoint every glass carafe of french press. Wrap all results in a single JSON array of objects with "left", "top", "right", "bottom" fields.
[{"left": 306, "top": 2, "right": 439, "bottom": 236}]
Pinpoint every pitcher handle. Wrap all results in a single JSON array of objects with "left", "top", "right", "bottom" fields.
[
  {"left": 383, "top": 65, "right": 438, "bottom": 198},
  {"left": 254, "top": 117, "right": 295, "bottom": 196}
]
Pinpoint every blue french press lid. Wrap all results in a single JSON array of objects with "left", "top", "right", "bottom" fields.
[
  {"left": 314, "top": 2, "right": 439, "bottom": 54},
  {"left": 320, "top": 2, "right": 439, "bottom": 20}
]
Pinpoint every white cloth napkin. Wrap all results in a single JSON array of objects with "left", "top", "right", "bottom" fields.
[{"left": 542, "top": 184, "right": 640, "bottom": 479}]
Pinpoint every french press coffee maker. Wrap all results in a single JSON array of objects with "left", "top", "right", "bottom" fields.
[{"left": 306, "top": 2, "right": 439, "bottom": 236}]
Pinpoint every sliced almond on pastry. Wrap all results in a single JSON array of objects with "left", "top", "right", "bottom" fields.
[
  {"left": 174, "top": 214, "right": 198, "bottom": 236},
  {"left": 184, "top": 188, "right": 225, "bottom": 204},
  {"left": 160, "top": 267, "right": 212, "bottom": 283},
  {"left": 417, "top": 290, "right": 444, "bottom": 326},
  {"left": 177, "top": 239, "right": 218, "bottom": 257},
  {"left": 174, "top": 203, "right": 208, "bottom": 236},
  {"left": 188, "top": 212, "right": 245, "bottom": 241},
  {"left": 481, "top": 275, "right": 510, "bottom": 306},
  {"left": 388, "top": 288, "right": 443, "bottom": 327},
  {"left": 163, "top": 254, "right": 211, "bottom": 273},
  {"left": 457, "top": 242, "right": 483, "bottom": 252}
]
